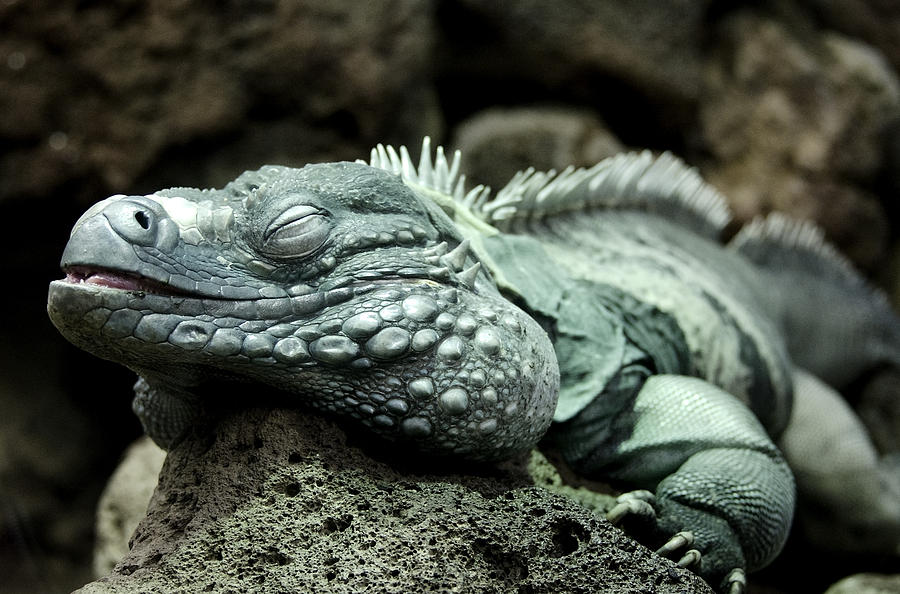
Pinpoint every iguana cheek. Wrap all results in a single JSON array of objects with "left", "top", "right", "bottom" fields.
[{"left": 207, "top": 283, "right": 556, "bottom": 458}]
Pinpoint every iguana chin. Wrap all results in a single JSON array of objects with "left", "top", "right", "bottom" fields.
[{"left": 47, "top": 138, "right": 900, "bottom": 592}]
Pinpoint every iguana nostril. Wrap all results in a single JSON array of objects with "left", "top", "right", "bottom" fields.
[
  {"left": 134, "top": 210, "right": 151, "bottom": 230},
  {"left": 99, "top": 199, "right": 163, "bottom": 246}
]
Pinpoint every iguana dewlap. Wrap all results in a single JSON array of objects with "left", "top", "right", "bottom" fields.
[{"left": 48, "top": 139, "right": 900, "bottom": 592}]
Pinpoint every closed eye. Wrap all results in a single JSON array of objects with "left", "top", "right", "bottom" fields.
[{"left": 262, "top": 205, "right": 331, "bottom": 258}]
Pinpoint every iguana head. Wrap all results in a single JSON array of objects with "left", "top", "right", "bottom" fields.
[{"left": 47, "top": 140, "right": 559, "bottom": 459}]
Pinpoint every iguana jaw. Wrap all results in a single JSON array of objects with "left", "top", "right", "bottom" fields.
[
  {"left": 46, "top": 244, "right": 484, "bottom": 376},
  {"left": 63, "top": 265, "right": 195, "bottom": 296}
]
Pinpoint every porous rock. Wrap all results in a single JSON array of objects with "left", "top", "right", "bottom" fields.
[
  {"left": 77, "top": 408, "right": 712, "bottom": 593},
  {"left": 453, "top": 107, "right": 625, "bottom": 191},
  {"left": 701, "top": 11, "right": 900, "bottom": 268},
  {"left": 93, "top": 437, "right": 166, "bottom": 578}
]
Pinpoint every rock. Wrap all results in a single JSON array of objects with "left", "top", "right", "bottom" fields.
[
  {"left": 452, "top": 107, "right": 624, "bottom": 191},
  {"left": 2, "top": 2, "right": 436, "bottom": 583},
  {"left": 825, "top": 573, "right": 900, "bottom": 594},
  {"left": 700, "top": 12, "right": 900, "bottom": 268},
  {"left": 93, "top": 437, "right": 166, "bottom": 578},
  {"left": 77, "top": 408, "right": 712, "bottom": 593},
  {"left": 808, "top": 0, "right": 900, "bottom": 74},
  {"left": 0, "top": 0, "right": 436, "bottom": 200},
  {"left": 440, "top": 0, "right": 711, "bottom": 126}
]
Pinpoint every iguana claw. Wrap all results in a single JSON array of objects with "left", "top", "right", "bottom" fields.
[
  {"left": 606, "top": 490, "right": 657, "bottom": 525},
  {"left": 656, "top": 530, "right": 702, "bottom": 569},
  {"left": 676, "top": 548, "right": 703, "bottom": 568},
  {"left": 656, "top": 529, "right": 694, "bottom": 555},
  {"left": 725, "top": 568, "right": 746, "bottom": 594}
]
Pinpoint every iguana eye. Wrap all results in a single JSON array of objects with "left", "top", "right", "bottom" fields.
[{"left": 262, "top": 204, "right": 330, "bottom": 258}]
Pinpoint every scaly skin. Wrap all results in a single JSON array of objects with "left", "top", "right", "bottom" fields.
[
  {"left": 48, "top": 140, "right": 900, "bottom": 592},
  {"left": 47, "top": 161, "right": 559, "bottom": 459}
]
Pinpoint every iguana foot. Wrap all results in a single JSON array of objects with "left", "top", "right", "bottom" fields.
[{"left": 608, "top": 490, "right": 704, "bottom": 570}]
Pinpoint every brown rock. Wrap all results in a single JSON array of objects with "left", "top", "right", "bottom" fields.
[
  {"left": 701, "top": 12, "right": 900, "bottom": 267},
  {"left": 441, "top": 0, "right": 711, "bottom": 120},
  {"left": 808, "top": 0, "right": 900, "bottom": 74},
  {"left": 452, "top": 107, "right": 624, "bottom": 191},
  {"left": 0, "top": 0, "right": 436, "bottom": 199}
]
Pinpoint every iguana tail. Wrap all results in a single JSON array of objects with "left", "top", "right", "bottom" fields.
[{"left": 729, "top": 213, "right": 900, "bottom": 389}]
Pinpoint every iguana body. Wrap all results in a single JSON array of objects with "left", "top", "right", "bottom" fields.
[{"left": 47, "top": 139, "right": 900, "bottom": 591}]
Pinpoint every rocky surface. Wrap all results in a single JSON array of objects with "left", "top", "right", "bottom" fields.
[
  {"left": 452, "top": 107, "right": 624, "bottom": 192},
  {"left": 77, "top": 408, "right": 710, "bottom": 594},
  {"left": 92, "top": 438, "right": 166, "bottom": 578},
  {"left": 440, "top": 0, "right": 712, "bottom": 130},
  {"left": 0, "top": 0, "right": 436, "bottom": 199},
  {"left": 3, "top": 1, "right": 899, "bottom": 593},
  {"left": 700, "top": 11, "right": 900, "bottom": 267}
]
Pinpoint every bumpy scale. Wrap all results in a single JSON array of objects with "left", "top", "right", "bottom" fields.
[{"left": 48, "top": 138, "right": 900, "bottom": 592}]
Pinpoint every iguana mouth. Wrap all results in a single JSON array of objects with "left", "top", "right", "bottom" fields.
[{"left": 63, "top": 266, "right": 194, "bottom": 297}]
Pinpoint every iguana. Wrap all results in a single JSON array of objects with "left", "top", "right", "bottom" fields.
[{"left": 47, "top": 138, "right": 900, "bottom": 592}]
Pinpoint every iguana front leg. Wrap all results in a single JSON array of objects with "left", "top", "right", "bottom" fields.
[{"left": 554, "top": 374, "right": 795, "bottom": 592}]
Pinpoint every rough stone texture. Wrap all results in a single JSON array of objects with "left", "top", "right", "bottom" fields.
[
  {"left": 93, "top": 438, "right": 166, "bottom": 578},
  {"left": 452, "top": 107, "right": 625, "bottom": 191},
  {"left": 0, "top": 0, "right": 436, "bottom": 200},
  {"left": 1, "top": 2, "right": 436, "bottom": 591},
  {"left": 700, "top": 12, "right": 900, "bottom": 268},
  {"left": 825, "top": 572, "right": 900, "bottom": 594},
  {"left": 440, "top": 0, "right": 711, "bottom": 132},
  {"left": 76, "top": 408, "right": 712, "bottom": 594}
]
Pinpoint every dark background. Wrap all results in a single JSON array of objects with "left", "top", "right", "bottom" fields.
[{"left": 1, "top": 1, "right": 898, "bottom": 591}]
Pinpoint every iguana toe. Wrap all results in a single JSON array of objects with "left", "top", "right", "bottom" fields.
[
  {"left": 655, "top": 529, "right": 694, "bottom": 557},
  {"left": 725, "top": 568, "right": 747, "bottom": 594},
  {"left": 606, "top": 489, "right": 657, "bottom": 525}
]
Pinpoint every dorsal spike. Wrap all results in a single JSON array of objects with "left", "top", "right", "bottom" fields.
[
  {"left": 418, "top": 137, "right": 434, "bottom": 186},
  {"left": 363, "top": 140, "right": 731, "bottom": 238},
  {"left": 490, "top": 151, "right": 732, "bottom": 238},
  {"left": 457, "top": 262, "right": 481, "bottom": 289},
  {"left": 386, "top": 144, "right": 403, "bottom": 175},
  {"left": 399, "top": 145, "right": 416, "bottom": 181}
]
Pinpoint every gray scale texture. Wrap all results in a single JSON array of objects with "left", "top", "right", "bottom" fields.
[{"left": 75, "top": 410, "right": 713, "bottom": 594}]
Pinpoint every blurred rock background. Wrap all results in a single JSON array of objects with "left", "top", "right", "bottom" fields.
[{"left": 0, "top": 0, "right": 897, "bottom": 592}]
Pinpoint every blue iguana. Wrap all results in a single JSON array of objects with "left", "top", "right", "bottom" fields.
[{"left": 47, "top": 139, "right": 900, "bottom": 592}]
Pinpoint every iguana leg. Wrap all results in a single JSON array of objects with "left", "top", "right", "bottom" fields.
[
  {"left": 132, "top": 376, "right": 203, "bottom": 450},
  {"left": 554, "top": 374, "right": 794, "bottom": 590},
  {"left": 778, "top": 368, "right": 900, "bottom": 555}
]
